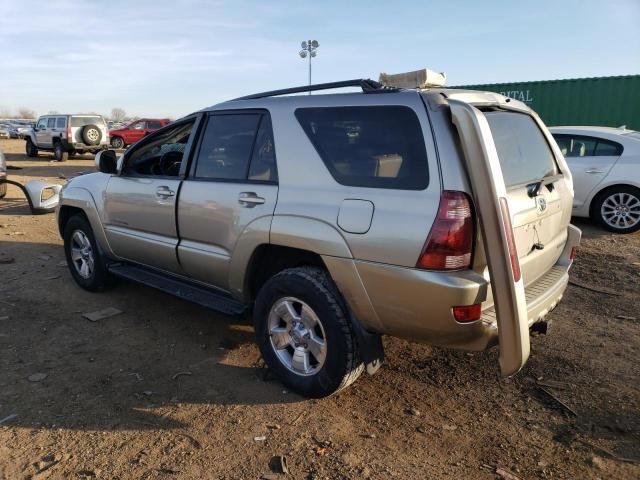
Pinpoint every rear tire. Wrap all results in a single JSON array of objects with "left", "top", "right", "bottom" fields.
[
  {"left": 63, "top": 215, "right": 111, "bottom": 291},
  {"left": 0, "top": 179, "right": 6, "bottom": 199},
  {"left": 25, "top": 137, "right": 38, "bottom": 157},
  {"left": 591, "top": 186, "right": 640, "bottom": 234},
  {"left": 254, "top": 267, "right": 363, "bottom": 398},
  {"left": 54, "top": 142, "right": 69, "bottom": 162}
]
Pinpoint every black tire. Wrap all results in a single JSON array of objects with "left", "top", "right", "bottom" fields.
[
  {"left": 110, "top": 136, "right": 125, "bottom": 149},
  {"left": 591, "top": 185, "right": 640, "bottom": 234},
  {"left": 25, "top": 137, "right": 38, "bottom": 157},
  {"left": 0, "top": 179, "right": 6, "bottom": 199},
  {"left": 54, "top": 142, "right": 69, "bottom": 162},
  {"left": 63, "top": 215, "right": 111, "bottom": 291},
  {"left": 82, "top": 124, "right": 102, "bottom": 145},
  {"left": 254, "top": 267, "right": 363, "bottom": 398}
]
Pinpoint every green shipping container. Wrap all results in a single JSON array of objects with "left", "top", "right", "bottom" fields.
[{"left": 455, "top": 75, "right": 640, "bottom": 131}]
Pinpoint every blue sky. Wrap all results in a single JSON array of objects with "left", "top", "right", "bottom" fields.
[{"left": 1, "top": 0, "right": 638, "bottom": 118}]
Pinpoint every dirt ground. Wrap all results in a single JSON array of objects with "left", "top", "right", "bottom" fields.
[{"left": 0, "top": 137, "right": 638, "bottom": 480}]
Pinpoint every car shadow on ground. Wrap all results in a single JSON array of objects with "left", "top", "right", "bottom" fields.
[{"left": 0, "top": 240, "right": 302, "bottom": 432}]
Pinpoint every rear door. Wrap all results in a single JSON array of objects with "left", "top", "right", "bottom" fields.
[
  {"left": 552, "top": 134, "right": 621, "bottom": 209},
  {"left": 176, "top": 110, "right": 278, "bottom": 291}
]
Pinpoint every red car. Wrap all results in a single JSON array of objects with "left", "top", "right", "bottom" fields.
[{"left": 109, "top": 118, "right": 170, "bottom": 149}]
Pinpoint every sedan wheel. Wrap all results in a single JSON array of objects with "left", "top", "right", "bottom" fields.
[{"left": 593, "top": 187, "right": 640, "bottom": 233}]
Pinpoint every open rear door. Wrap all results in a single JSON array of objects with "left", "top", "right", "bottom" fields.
[{"left": 449, "top": 99, "right": 529, "bottom": 377}]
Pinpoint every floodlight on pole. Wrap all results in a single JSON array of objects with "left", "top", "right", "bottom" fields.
[{"left": 299, "top": 39, "right": 319, "bottom": 93}]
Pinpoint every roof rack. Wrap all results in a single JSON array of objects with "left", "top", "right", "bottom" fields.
[{"left": 232, "top": 79, "right": 400, "bottom": 101}]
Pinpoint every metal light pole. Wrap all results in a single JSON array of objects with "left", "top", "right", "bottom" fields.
[{"left": 299, "top": 40, "right": 319, "bottom": 93}]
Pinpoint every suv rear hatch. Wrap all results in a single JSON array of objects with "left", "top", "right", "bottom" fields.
[
  {"left": 70, "top": 115, "right": 108, "bottom": 145},
  {"left": 447, "top": 94, "right": 574, "bottom": 377}
]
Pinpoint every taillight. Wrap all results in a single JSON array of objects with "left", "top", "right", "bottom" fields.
[
  {"left": 499, "top": 197, "right": 521, "bottom": 282},
  {"left": 452, "top": 304, "right": 482, "bottom": 323},
  {"left": 417, "top": 191, "right": 474, "bottom": 270},
  {"left": 570, "top": 247, "right": 577, "bottom": 260}
]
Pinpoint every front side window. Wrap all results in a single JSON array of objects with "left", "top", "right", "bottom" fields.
[
  {"left": 131, "top": 121, "right": 145, "bottom": 130},
  {"left": 295, "top": 106, "right": 429, "bottom": 190},
  {"left": 124, "top": 120, "right": 194, "bottom": 177},
  {"left": 485, "top": 111, "right": 558, "bottom": 186},
  {"left": 37, "top": 118, "right": 47, "bottom": 129},
  {"left": 193, "top": 113, "right": 262, "bottom": 180}
]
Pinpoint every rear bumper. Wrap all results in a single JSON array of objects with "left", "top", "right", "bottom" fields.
[{"left": 331, "top": 224, "right": 581, "bottom": 351}]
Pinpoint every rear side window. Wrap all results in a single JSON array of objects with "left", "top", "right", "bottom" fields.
[
  {"left": 71, "top": 116, "right": 104, "bottom": 127},
  {"left": 194, "top": 113, "right": 277, "bottom": 182},
  {"left": 552, "top": 134, "right": 623, "bottom": 157},
  {"left": 56, "top": 117, "right": 66, "bottom": 128},
  {"left": 295, "top": 106, "right": 429, "bottom": 190},
  {"left": 47, "top": 118, "right": 56, "bottom": 128},
  {"left": 485, "top": 111, "right": 558, "bottom": 187},
  {"left": 147, "top": 120, "right": 163, "bottom": 129}
]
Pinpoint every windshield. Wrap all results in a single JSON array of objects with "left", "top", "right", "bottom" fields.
[{"left": 485, "top": 111, "right": 559, "bottom": 187}]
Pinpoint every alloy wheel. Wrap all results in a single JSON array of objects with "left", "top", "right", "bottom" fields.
[
  {"left": 601, "top": 192, "right": 640, "bottom": 229},
  {"left": 70, "top": 230, "right": 95, "bottom": 279},
  {"left": 268, "top": 296, "right": 327, "bottom": 376}
]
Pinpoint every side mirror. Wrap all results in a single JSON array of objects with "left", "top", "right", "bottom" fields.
[{"left": 95, "top": 149, "right": 118, "bottom": 174}]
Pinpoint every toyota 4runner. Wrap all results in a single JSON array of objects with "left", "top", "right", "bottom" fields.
[
  {"left": 57, "top": 78, "right": 581, "bottom": 398},
  {"left": 25, "top": 114, "right": 109, "bottom": 161}
]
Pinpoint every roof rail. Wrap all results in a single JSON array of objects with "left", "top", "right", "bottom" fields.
[{"left": 232, "top": 79, "right": 400, "bottom": 101}]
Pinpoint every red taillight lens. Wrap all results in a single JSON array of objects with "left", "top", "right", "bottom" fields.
[
  {"left": 417, "top": 191, "right": 474, "bottom": 270},
  {"left": 570, "top": 247, "right": 577, "bottom": 260},
  {"left": 452, "top": 304, "right": 482, "bottom": 323},
  {"left": 67, "top": 126, "right": 71, "bottom": 139},
  {"left": 499, "top": 197, "right": 521, "bottom": 282}
]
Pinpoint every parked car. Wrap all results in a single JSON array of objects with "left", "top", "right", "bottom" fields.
[
  {"left": 24, "top": 114, "right": 109, "bottom": 161},
  {"left": 0, "top": 148, "right": 6, "bottom": 198},
  {"left": 550, "top": 126, "right": 640, "bottom": 233},
  {"left": 0, "top": 127, "right": 9, "bottom": 139},
  {"left": 58, "top": 78, "right": 580, "bottom": 398},
  {"left": 109, "top": 118, "right": 171, "bottom": 149},
  {"left": 0, "top": 123, "right": 19, "bottom": 139},
  {"left": 16, "top": 124, "right": 34, "bottom": 139}
]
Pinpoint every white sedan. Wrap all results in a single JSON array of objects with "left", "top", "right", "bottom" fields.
[{"left": 550, "top": 126, "right": 640, "bottom": 233}]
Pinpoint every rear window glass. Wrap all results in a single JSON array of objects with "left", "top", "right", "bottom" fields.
[
  {"left": 295, "top": 106, "right": 428, "bottom": 190},
  {"left": 485, "top": 111, "right": 558, "bottom": 187},
  {"left": 71, "top": 116, "right": 104, "bottom": 127}
]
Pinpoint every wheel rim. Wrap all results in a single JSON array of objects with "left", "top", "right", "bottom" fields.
[
  {"left": 87, "top": 129, "right": 99, "bottom": 142},
  {"left": 268, "top": 297, "right": 327, "bottom": 376},
  {"left": 113, "top": 138, "right": 123, "bottom": 148},
  {"left": 70, "top": 230, "right": 95, "bottom": 279},
  {"left": 601, "top": 192, "right": 640, "bottom": 229}
]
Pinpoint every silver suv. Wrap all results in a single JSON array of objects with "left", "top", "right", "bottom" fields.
[
  {"left": 25, "top": 114, "right": 109, "bottom": 161},
  {"left": 57, "top": 79, "right": 581, "bottom": 397}
]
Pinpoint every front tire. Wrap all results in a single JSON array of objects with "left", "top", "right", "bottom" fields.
[
  {"left": 54, "top": 142, "right": 69, "bottom": 162},
  {"left": 110, "top": 136, "right": 125, "bottom": 149},
  {"left": 25, "top": 137, "right": 38, "bottom": 157},
  {"left": 591, "top": 186, "right": 640, "bottom": 234},
  {"left": 63, "top": 215, "right": 111, "bottom": 291},
  {"left": 254, "top": 267, "right": 363, "bottom": 398}
]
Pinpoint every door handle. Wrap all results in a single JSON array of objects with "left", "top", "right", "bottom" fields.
[
  {"left": 238, "top": 192, "right": 265, "bottom": 207},
  {"left": 156, "top": 186, "right": 175, "bottom": 198},
  {"left": 585, "top": 168, "right": 604, "bottom": 174}
]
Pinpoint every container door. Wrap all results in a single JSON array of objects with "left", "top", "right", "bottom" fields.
[{"left": 449, "top": 99, "right": 529, "bottom": 377}]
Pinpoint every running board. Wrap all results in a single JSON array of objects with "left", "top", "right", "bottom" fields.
[{"left": 108, "top": 263, "right": 247, "bottom": 317}]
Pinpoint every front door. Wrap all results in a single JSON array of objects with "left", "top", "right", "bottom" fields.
[
  {"left": 35, "top": 117, "right": 49, "bottom": 147},
  {"left": 102, "top": 117, "right": 199, "bottom": 274},
  {"left": 177, "top": 111, "right": 279, "bottom": 291}
]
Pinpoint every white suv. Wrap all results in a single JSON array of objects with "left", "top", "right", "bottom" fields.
[{"left": 25, "top": 114, "right": 109, "bottom": 161}]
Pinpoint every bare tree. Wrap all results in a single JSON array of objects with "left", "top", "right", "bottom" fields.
[
  {"left": 17, "top": 107, "right": 37, "bottom": 119},
  {"left": 0, "top": 107, "right": 11, "bottom": 119},
  {"left": 111, "top": 108, "right": 126, "bottom": 122}
]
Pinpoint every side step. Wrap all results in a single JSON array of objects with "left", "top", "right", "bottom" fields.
[{"left": 108, "top": 263, "right": 248, "bottom": 317}]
